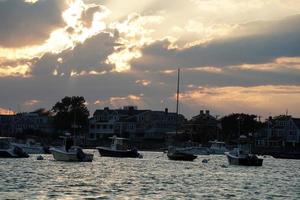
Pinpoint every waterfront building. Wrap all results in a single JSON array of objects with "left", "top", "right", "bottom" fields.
[
  {"left": 184, "top": 110, "right": 221, "bottom": 144},
  {"left": 14, "top": 112, "right": 54, "bottom": 134},
  {"left": 88, "top": 106, "right": 185, "bottom": 140},
  {"left": 254, "top": 115, "right": 300, "bottom": 152},
  {"left": 0, "top": 115, "right": 15, "bottom": 135}
]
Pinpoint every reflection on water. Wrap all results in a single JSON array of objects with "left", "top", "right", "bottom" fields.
[{"left": 0, "top": 151, "right": 299, "bottom": 199}]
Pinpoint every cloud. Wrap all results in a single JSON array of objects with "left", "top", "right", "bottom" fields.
[
  {"left": 0, "top": 63, "right": 31, "bottom": 77},
  {"left": 31, "top": 32, "right": 116, "bottom": 77},
  {"left": 0, "top": 0, "right": 111, "bottom": 70},
  {"left": 24, "top": 99, "right": 40, "bottom": 107},
  {"left": 132, "top": 15, "right": 300, "bottom": 71},
  {"left": 0, "top": 0, "right": 67, "bottom": 47},
  {"left": 180, "top": 85, "right": 300, "bottom": 117},
  {"left": 0, "top": 107, "right": 15, "bottom": 115},
  {"left": 135, "top": 79, "right": 151, "bottom": 86},
  {"left": 105, "top": 13, "right": 162, "bottom": 72}
]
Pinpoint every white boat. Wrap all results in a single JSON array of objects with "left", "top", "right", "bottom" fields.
[
  {"left": 0, "top": 137, "right": 29, "bottom": 158},
  {"left": 225, "top": 135, "right": 263, "bottom": 166},
  {"left": 50, "top": 134, "right": 93, "bottom": 162},
  {"left": 209, "top": 140, "right": 228, "bottom": 155},
  {"left": 11, "top": 139, "right": 50, "bottom": 154}
]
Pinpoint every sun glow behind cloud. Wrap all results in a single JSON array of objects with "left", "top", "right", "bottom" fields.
[
  {"left": 105, "top": 14, "right": 162, "bottom": 72},
  {"left": 0, "top": 0, "right": 110, "bottom": 77},
  {"left": 179, "top": 85, "right": 300, "bottom": 117}
]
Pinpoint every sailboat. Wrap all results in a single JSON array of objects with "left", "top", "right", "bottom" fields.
[{"left": 167, "top": 69, "right": 197, "bottom": 161}]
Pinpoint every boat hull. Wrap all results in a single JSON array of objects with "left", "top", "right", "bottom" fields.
[
  {"left": 50, "top": 148, "right": 93, "bottom": 162},
  {"left": 180, "top": 147, "right": 210, "bottom": 155},
  {"left": 167, "top": 152, "right": 197, "bottom": 161},
  {"left": 0, "top": 149, "right": 29, "bottom": 158},
  {"left": 97, "top": 147, "right": 141, "bottom": 158},
  {"left": 225, "top": 152, "right": 263, "bottom": 166},
  {"left": 11, "top": 143, "right": 50, "bottom": 154},
  {"left": 271, "top": 152, "right": 300, "bottom": 159}
]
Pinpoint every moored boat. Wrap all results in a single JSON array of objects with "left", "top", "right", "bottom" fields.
[
  {"left": 209, "top": 140, "right": 228, "bottom": 155},
  {"left": 225, "top": 135, "right": 263, "bottom": 166},
  {"left": 271, "top": 152, "right": 300, "bottom": 159},
  {"left": 173, "top": 146, "right": 209, "bottom": 155},
  {"left": 50, "top": 134, "right": 93, "bottom": 162},
  {"left": 0, "top": 137, "right": 29, "bottom": 158},
  {"left": 225, "top": 149, "right": 263, "bottom": 166},
  {"left": 96, "top": 135, "right": 142, "bottom": 158},
  {"left": 167, "top": 146, "right": 197, "bottom": 161},
  {"left": 11, "top": 139, "right": 50, "bottom": 154}
]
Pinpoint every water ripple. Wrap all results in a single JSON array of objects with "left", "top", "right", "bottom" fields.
[{"left": 0, "top": 152, "right": 299, "bottom": 199}]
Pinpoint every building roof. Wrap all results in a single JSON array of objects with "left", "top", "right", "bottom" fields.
[{"left": 93, "top": 108, "right": 150, "bottom": 117}]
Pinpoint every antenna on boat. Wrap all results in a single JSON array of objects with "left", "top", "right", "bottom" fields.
[{"left": 176, "top": 68, "right": 180, "bottom": 135}]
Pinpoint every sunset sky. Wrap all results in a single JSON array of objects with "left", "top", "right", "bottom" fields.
[{"left": 1, "top": 0, "right": 300, "bottom": 118}]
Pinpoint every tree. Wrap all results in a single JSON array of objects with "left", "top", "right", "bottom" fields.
[
  {"left": 220, "top": 113, "right": 263, "bottom": 143},
  {"left": 52, "top": 96, "right": 89, "bottom": 134}
]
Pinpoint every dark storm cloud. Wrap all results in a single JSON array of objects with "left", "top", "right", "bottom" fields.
[
  {"left": 0, "top": 0, "right": 67, "bottom": 47},
  {"left": 132, "top": 15, "right": 300, "bottom": 71},
  {"left": 32, "top": 32, "right": 117, "bottom": 76}
]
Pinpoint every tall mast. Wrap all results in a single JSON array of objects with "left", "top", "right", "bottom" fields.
[{"left": 176, "top": 68, "right": 180, "bottom": 135}]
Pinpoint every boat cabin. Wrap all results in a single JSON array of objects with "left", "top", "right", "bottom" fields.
[
  {"left": 209, "top": 140, "right": 226, "bottom": 149},
  {"left": 109, "top": 135, "right": 131, "bottom": 150}
]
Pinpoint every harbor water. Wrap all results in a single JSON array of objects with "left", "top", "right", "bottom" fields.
[{"left": 0, "top": 151, "right": 299, "bottom": 199}]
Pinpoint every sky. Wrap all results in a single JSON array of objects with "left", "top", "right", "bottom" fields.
[{"left": 0, "top": 0, "right": 300, "bottom": 119}]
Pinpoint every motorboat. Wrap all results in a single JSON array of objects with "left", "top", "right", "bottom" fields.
[
  {"left": 11, "top": 139, "right": 50, "bottom": 154},
  {"left": 50, "top": 134, "right": 93, "bottom": 162},
  {"left": 0, "top": 137, "right": 29, "bottom": 158},
  {"left": 209, "top": 140, "right": 228, "bottom": 155},
  {"left": 167, "top": 146, "right": 197, "bottom": 161},
  {"left": 96, "top": 135, "right": 142, "bottom": 158},
  {"left": 225, "top": 149, "right": 263, "bottom": 166},
  {"left": 271, "top": 152, "right": 300, "bottom": 159},
  {"left": 225, "top": 135, "right": 263, "bottom": 166},
  {"left": 177, "top": 146, "right": 210, "bottom": 155}
]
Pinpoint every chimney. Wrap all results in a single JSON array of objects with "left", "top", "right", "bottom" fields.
[
  {"left": 200, "top": 110, "right": 204, "bottom": 115},
  {"left": 104, "top": 107, "right": 109, "bottom": 111},
  {"left": 205, "top": 110, "right": 210, "bottom": 115},
  {"left": 165, "top": 108, "right": 168, "bottom": 114},
  {"left": 268, "top": 116, "right": 272, "bottom": 121}
]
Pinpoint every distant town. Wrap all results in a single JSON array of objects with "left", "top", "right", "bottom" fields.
[{"left": 0, "top": 96, "right": 299, "bottom": 155}]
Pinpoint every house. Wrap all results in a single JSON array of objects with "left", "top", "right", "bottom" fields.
[
  {"left": 88, "top": 106, "right": 185, "bottom": 140},
  {"left": 0, "top": 111, "right": 54, "bottom": 136},
  {"left": 89, "top": 106, "right": 150, "bottom": 140},
  {"left": 254, "top": 115, "right": 300, "bottom": 152},
  {"left": 0, "top": 114, "right": 15, "bottom": 135},
  {"left": 184, "top": 110, "right": 221, "bottom": 144},
  {"left": 14, "top": 112, "right": 54, "bottom": 134}
]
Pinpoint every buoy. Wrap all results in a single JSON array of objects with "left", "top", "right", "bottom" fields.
[
  {"left": 221, "top": 164, "right": 228, "bottom": 168},
  {"left": 37, "top": 155, "right": 44, "bottom": 160}
]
